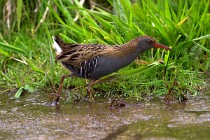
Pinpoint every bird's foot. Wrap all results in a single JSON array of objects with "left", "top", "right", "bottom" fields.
[
  {"left": 45, "top": 100, "right": 59, "bottom": 107},
  {"left": 89, "top": 94, "right": 95, "bottom": 103},
  {"left": 83, "top": 92, "right": 95, "bottom": 103},
  {"left": 164, "top": 94, "right": 173, "bottom": 103},
  {"left": 107, "top": 97, "right": 126, "bottom": 109},
  {"left": 45, "top": 94, "right": 60, "bottom": 106},
  {"left": 82, "top": 95, "right": 95, "bottom": 104}
]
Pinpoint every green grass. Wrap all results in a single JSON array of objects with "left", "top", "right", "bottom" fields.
[{"left": 0, "top": 0, "right": 209, "bottom": 101}]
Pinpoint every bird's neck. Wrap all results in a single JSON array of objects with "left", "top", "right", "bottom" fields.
[
  {"left": 112, "top": 41, "right": 143, "bottom": 59},
  {"left": 107, "top": 43, "right": 143, "bottom": 69}
]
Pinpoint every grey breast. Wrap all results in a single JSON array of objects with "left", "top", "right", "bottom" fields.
[{"left": 92, "top": 53, "right": 139, "bottom": 80}]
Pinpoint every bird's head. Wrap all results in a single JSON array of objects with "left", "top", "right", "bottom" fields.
[{"left": 136, "top": 36, "right": 171, "bottom": 51}]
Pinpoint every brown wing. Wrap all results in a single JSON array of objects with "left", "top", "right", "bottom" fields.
[{"left": 56, "top": 44, "right": 114, "bottom": 68}]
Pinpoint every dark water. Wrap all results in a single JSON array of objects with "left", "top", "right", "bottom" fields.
[{"left": 0, "top": 89, "right": 210, "bottom": 140}]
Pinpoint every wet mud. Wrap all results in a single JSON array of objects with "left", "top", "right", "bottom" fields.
[{"left": 0, "top": 89, "right": 210, "bottom": 140}]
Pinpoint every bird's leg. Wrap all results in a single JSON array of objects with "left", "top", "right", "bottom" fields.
[
  {"left": 53, "top": 74, "right": 72, "bottom": 105},
  {"left": 52, "top": 84, "right": 57, "bottom": 93},
  {"left": 87, "top": 80, "right": 95, "bottom": 102}
]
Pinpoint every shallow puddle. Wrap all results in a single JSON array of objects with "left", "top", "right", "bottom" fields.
[{"left": 0, "top": 89, "right": 210, "bottom": 140}]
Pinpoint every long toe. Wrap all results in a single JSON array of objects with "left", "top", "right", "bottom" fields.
[
  {"left": 82, "top": 94, "right": 95, "bottom": 103},
  {"left": 108, "top": 97, "right": 126, "bottom": 108},
  {"left": 45, "top": 96, "right": 60, "bottom": 106},
  {"left": 89, "top": 95, "right": 95, "bottom": 103}
]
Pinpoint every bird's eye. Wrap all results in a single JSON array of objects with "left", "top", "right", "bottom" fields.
[{"left": 148, "top": 40, "right": 154, "bottom": 43}]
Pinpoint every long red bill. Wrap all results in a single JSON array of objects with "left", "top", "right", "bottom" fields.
[{"left": 154, "top": 42, "right": 172, "bottom": 51}]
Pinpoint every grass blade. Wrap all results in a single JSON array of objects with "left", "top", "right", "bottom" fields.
[
  {"left": 17, "top": 0, "right": 23, "bottom": 32},
  {"left": 0, "top": 42, "right": 25, "bottom": 54}
]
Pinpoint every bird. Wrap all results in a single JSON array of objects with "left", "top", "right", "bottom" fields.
[{"left": 51, "top": 35, "right": 171, "bottom": 104}]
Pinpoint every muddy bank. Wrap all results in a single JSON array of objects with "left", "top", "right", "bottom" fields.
[{"left": 0, "top": 90, "right": 210, "bottom": 140}]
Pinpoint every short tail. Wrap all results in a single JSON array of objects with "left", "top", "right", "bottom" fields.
[{"left": 52, "top": 36, "right": 63, "bottom": 55}]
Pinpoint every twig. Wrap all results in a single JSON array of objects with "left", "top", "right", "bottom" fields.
[
  {"left": 74, "top": 0, "right": 85, "bottom": 21},
  {"left": 3, "top": 0, "right": 11, "bottom": 30},
  {"left": 33, "top": 0, "right": 50, "bottom": 34}
]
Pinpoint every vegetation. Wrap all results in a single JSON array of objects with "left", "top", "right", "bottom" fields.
[{"left": 0, "top": 0, "right": 209, "bottom": 101}]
